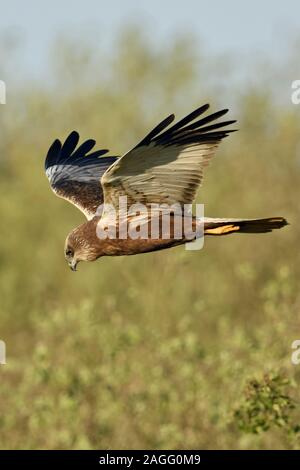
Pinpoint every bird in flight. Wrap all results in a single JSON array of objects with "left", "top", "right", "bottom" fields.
[{"left": 45, "top": 104, "right": 287, "bottom": 271}]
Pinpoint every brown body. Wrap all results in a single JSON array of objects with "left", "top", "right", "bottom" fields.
[
  {"left": 66, "top": 215, "right": 287, "bottom": 269},
  {"left": 69, "top": 215, "right": 195, "bottom": 258}
]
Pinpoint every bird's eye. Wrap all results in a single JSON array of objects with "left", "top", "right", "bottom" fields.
[{"left": 65, "top": 248, "right": 73, "bottom": 257}]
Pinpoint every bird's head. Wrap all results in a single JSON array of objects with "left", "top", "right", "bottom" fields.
[{"left": 64, "top": 222, "right": 100, "bottom": 271}]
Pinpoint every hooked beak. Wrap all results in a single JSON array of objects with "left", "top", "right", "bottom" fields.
[{"left": 68, "top": 259, "right": 78, "bottom": 272}]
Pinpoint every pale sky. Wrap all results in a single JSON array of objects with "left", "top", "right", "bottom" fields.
[{"left": 1, "top": 0, "right": 299, "bottom": 81}]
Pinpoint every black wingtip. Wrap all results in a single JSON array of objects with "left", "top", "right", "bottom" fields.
[
  {"left": 152, "top": 104, "right": 236, "bottom": 146},
  {"left": 45, "top": 129, "right": 116, "bottom": 175},
  {"left": 61, "top": 131, "right": 80, "bottom": 159},
  {"left": 156, "top": 104, "right": 211, "bottom": 141},
  {"left": 45, "top": 138, "right": 62, "bottom": 169},
  {"left": 69, "top": 130, "right": 80, "bottom": 139},
  {"left": 136, "top": 113, "right": 176, "bottom": 147}
]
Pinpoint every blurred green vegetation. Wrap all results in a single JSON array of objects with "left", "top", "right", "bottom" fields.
[
  {"left": 0, "top": 26, "right": 300, "bottom": 449},
  {"left": 234, "top": 373, "right": 298, "bottom": 438}
]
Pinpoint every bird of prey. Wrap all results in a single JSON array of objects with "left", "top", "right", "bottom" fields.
[{"left": 45, "top": 104, "right": 287, "bottom": 271}]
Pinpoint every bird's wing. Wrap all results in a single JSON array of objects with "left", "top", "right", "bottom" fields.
[
  {"left": 45, "top": 131, "right": 119, "bottom": 219},
  {"left": 101, "top": 104, "right": 236, "bottom": 211}
]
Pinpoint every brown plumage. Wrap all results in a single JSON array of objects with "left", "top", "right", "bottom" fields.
[{"left": 45, "top": 104, "right": 288, "bottom": 271}]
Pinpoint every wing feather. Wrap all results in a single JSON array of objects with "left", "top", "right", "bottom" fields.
[
  {"left": 45, "top": 131, "right": 118, "bottom": 219},
  {"left": 101, "top": 105, "right": 236, "bottom": 210}
]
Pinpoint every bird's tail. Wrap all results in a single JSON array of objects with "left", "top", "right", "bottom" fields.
[{"left": 203, "top": 217, "right": 288, "bottom": 235}]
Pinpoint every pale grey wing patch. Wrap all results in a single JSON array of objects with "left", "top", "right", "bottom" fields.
[
  {"left": 103, "top": 143, "right": 217, "bottom": 208},
  {"left": 102, "top": 104, "right": 236, "bottom": 209},
  {"left": 46, "top": 161, "right": 116, "bottom": 185},
  {"left": 45, "top": 131, "right": 118, "bottom": 219}
]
